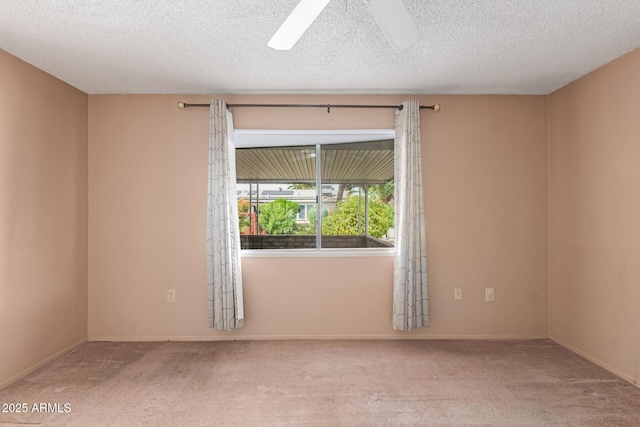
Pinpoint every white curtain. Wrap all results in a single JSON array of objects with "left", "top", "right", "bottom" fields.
[
  {"left": 393, "top": 100, "right": 429, "bottom": 331},
  {"left": 207, "top": 99, "right": 244, "bottom": 331}
]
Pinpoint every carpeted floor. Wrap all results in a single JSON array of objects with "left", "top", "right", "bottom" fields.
[{"left": 1, "top": 339, "right": 639, "bottom": 426}]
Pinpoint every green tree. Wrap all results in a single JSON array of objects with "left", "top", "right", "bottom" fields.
[
  {"left": 237, "top": 199, "right": 250, "bottom": 233},
  {"left": 287, "top": 183, "right": 314, "bottom": 190},
  {"left": 322, "top": 195, "right": 394, "bottom": 238},
  {"left": 258, "top": 199, "right": 300, "bottom": 234},
  {"left": 369, "top": 181, "right": 394, "bottom": 204}
]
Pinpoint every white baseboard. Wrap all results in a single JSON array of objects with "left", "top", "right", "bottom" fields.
[
  {"left": 89, "top": 333, "right": 549, "bottom": 342},
  {"left": 0, "top": 337, "right": 87, "bottom": 390},
  {"left": 550, "top": 334, "right": 639, "bottom": 388}
]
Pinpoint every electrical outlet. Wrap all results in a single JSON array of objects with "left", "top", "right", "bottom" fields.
[
  {"left": 485, "top": 288, "right": 495, "bottom": 302},
  {"left": 454, "top": 288, "right": 463, "bottom": 301},
  {"left": 167, "top": 289, "right": 176, "bottom": 303}
]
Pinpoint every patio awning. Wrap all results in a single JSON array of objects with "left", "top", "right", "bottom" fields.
[{"left": 235, "top": 140, "right": 394, "bottom": 184}]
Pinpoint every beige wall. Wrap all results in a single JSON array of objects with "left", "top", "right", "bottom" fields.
[
  {"left": 88, "top": 94, "right": 548, "bottom": 340},
  {"left": 0, "top": 50, "right": 88, "bottom": 388},
  {"left": 549, "top": 48, "right": 640, "bottom": 386}
]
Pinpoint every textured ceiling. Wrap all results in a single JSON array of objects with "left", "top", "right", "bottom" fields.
[{"left": 1, "top": 0, "right": 639, "bottom": 95}]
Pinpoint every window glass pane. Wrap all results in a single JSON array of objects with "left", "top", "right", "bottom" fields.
[
  {"left": 235, "top": 139, "right": 394, "bottom": 250},
  {"left": 297, "top": 204, "right": 309, "bottom": 220},
  {"left": 320, "top": 140, "right": 394, "bottom": 248},
  {"left": 235, "top": 145, "right": 316, "bottom": 249}
]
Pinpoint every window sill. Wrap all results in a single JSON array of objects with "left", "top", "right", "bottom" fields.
[{"left": 240, "top": 248, "right": 394, "bottom": 258}]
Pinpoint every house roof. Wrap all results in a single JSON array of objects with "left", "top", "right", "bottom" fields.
[
  {"left": 1, "top": 1, "right": 639, "bottom": 95},
  {"left": 237, "top": 188, "right": 337, "bottom": 204}
]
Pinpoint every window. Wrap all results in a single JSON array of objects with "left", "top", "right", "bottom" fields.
[
  {"left": 297, "top": 204, "right": 314, "bottom": 220},
  {"left": 234, "top": 130, "right": 394, "bottom": 250}
]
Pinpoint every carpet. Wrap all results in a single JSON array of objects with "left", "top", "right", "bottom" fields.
[{"left": 1, "top": 339, "right": 639, "bottom": 426}]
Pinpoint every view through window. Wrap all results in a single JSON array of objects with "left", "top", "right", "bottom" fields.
[{"left": 235, "top": 139, "right": 394, "bottom": 250}]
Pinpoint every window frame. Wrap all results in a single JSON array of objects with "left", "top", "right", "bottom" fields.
[{"left": 234, "top": 129, "right": 395, "bottom": 257}]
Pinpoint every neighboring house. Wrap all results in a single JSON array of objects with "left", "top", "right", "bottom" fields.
[{"left": 237, "top": 186, "right": 338, "bottom": 225}]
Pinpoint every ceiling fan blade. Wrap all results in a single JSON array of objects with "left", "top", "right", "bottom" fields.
[
  {"left": 268, "top": 0, "right": 332, "bottom": 50},
  {"left": 365, "top": 0, "right": 421, "bottom": 52}
]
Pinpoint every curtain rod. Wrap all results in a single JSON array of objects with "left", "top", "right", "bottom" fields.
[{"left": 177, "top": 101, "right": 440, "bottom": 112}]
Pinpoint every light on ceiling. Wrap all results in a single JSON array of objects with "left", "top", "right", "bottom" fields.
[
  {"left": 268, "top": 0, "right": 332, "bottom": 50},
  {"left": 364, "top": 0, "right": 421, "bottom": 52}
]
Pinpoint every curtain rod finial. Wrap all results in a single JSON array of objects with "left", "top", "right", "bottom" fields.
[
  {"left": 177, "top": 101, "right": 185, "bottom": 109},
  {"left": 433, "top": 104, "right": 441, "bottom": 112}
]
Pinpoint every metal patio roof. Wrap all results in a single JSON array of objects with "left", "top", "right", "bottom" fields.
[{"left": 235, "top": 140, "right": 394, "bottom": 184}]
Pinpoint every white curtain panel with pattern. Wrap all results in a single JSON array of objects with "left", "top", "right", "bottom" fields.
[
  {"left": 207, "top": 99, "right": 244, "bottom": 331},
  {"left": 393, "top": 100, "right": 429, "bottom": 331}
]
